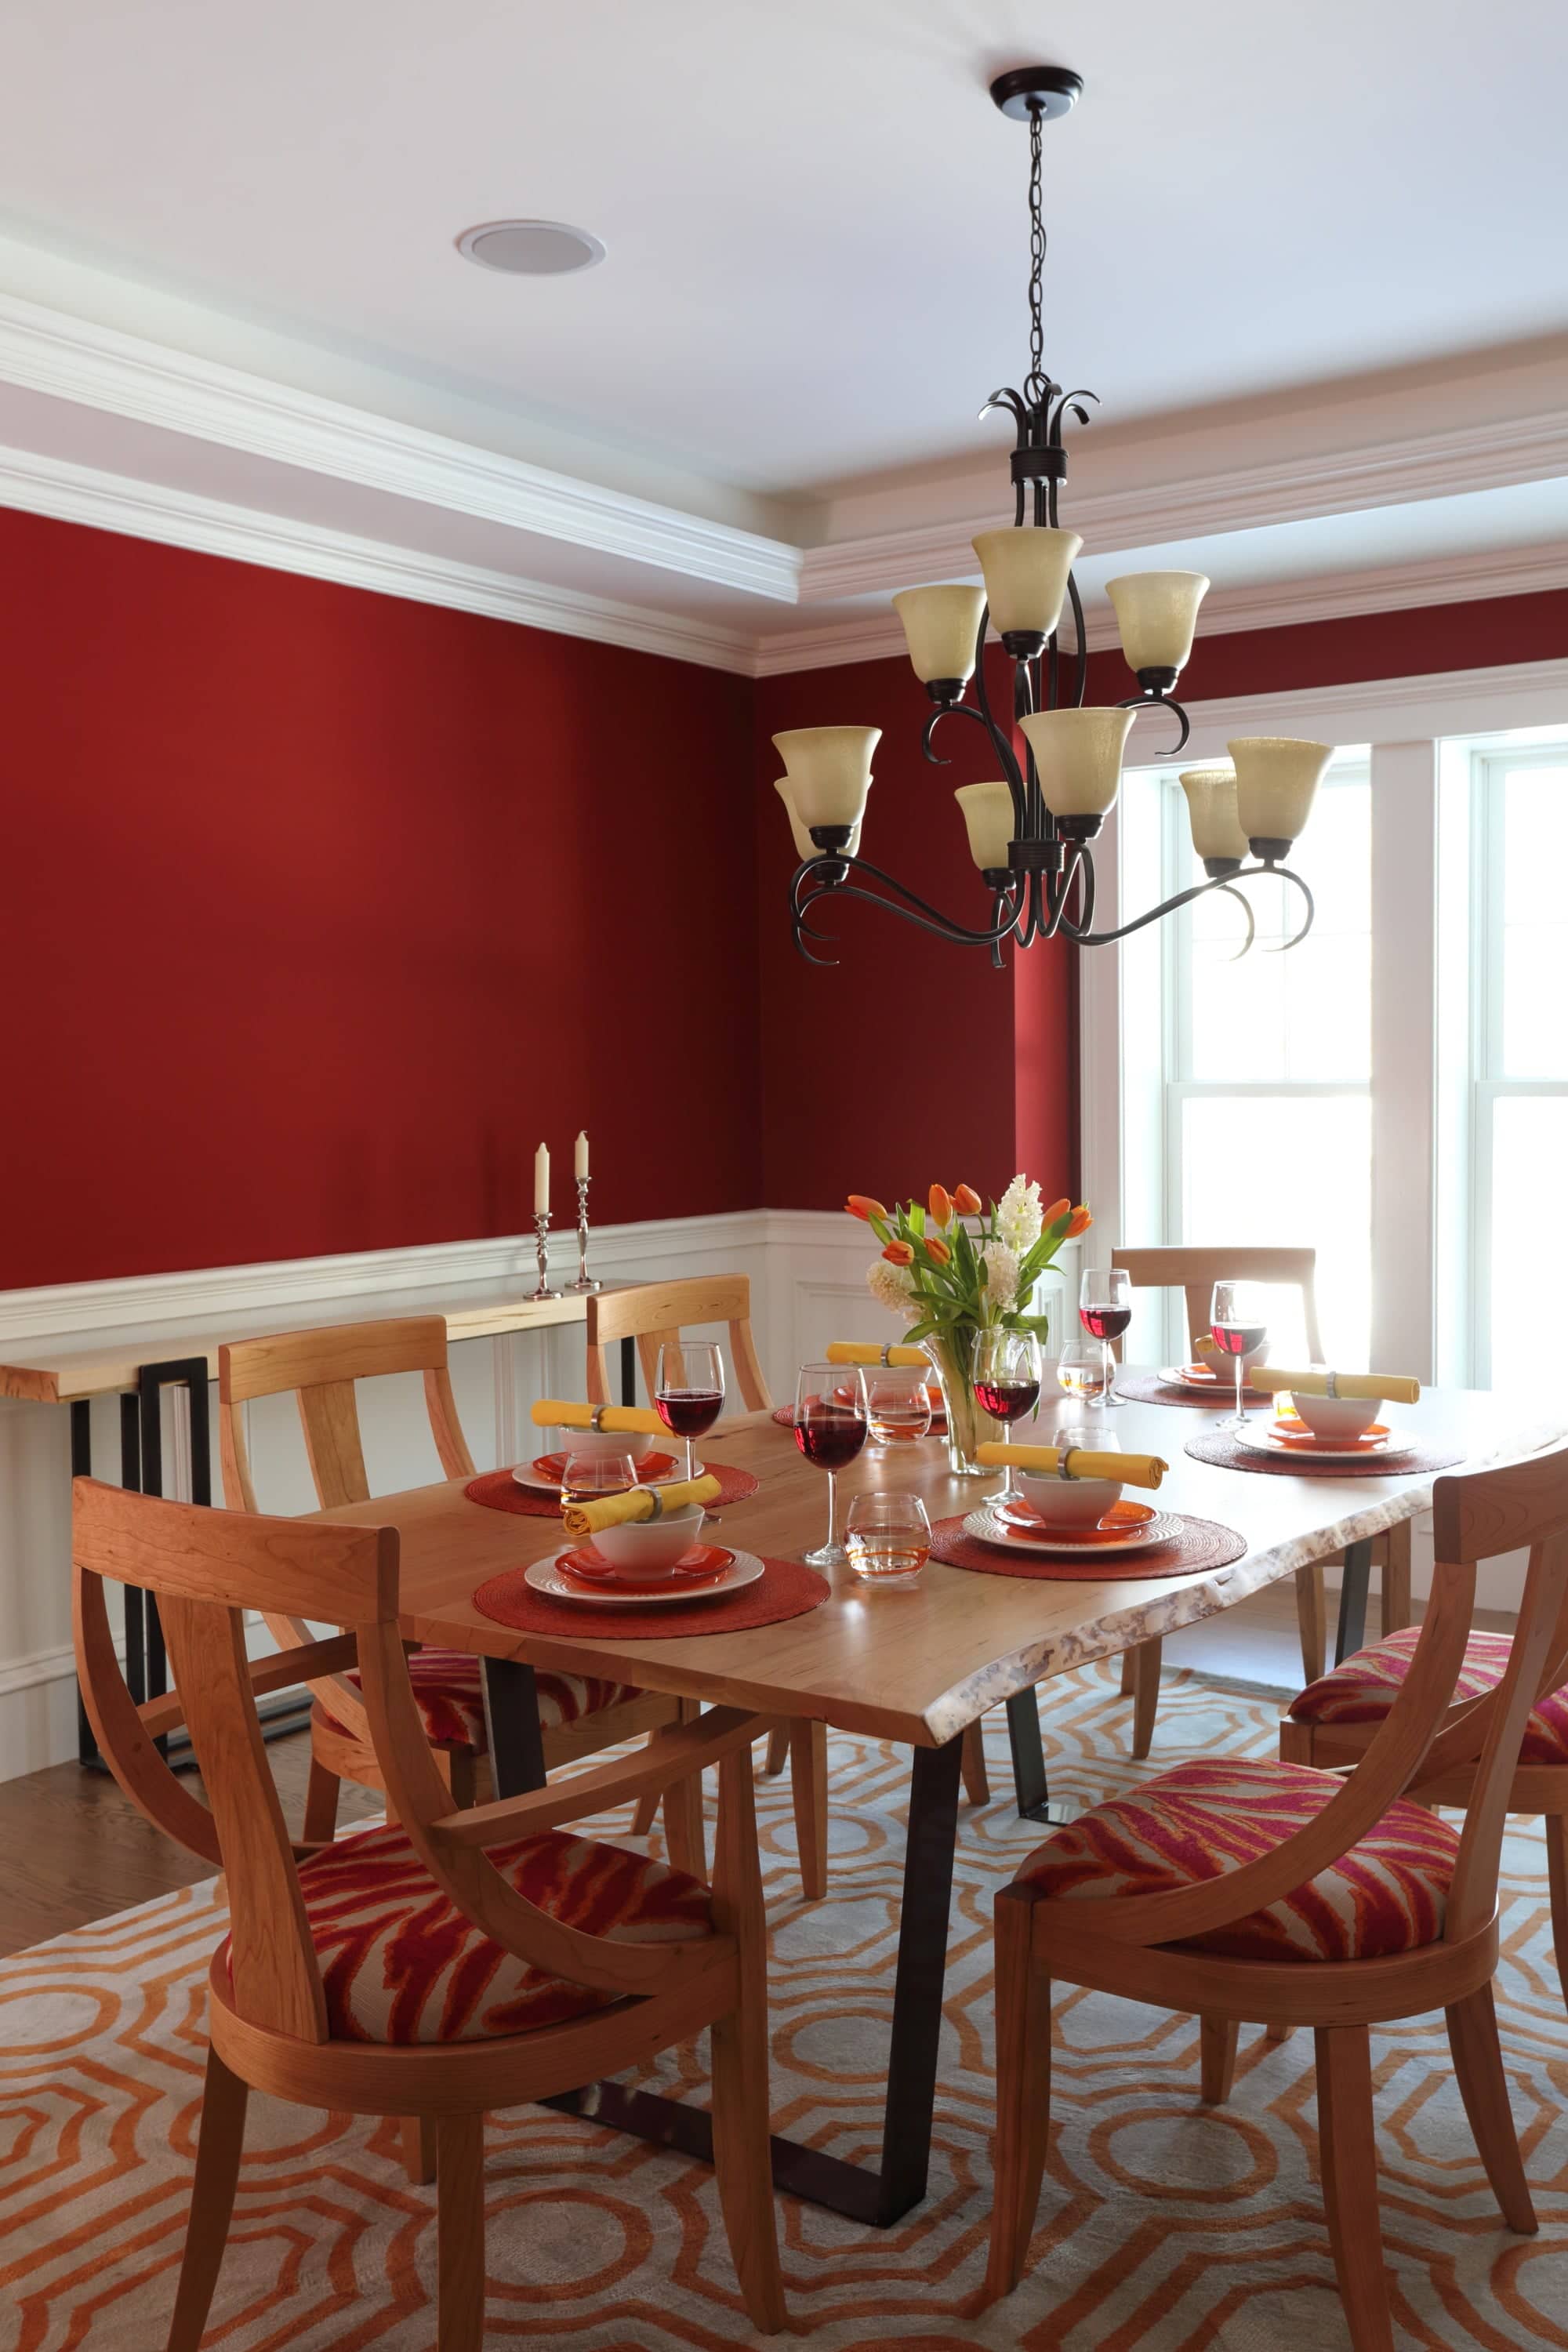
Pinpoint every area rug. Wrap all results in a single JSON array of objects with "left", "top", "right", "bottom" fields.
[{"left": 2, "top": 1664, "right": 1566, "bottom": 2350}]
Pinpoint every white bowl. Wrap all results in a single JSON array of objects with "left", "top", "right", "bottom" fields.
[
  {"left": 584, "top": 1502, "right": 707, "bottom": 1578},
  {"left": 1290, "top": 1390, "right": 1381, "bottom": 1443},
  {"left": 554, "top": 1425, "right": 654, "bottom": 1466},
  {"left": 1017, "top": 1468, "right": 1123, "bottom": 1530},
  {"left": 1196, "top": 1338, "right": 1270, "bottom": 1381}
]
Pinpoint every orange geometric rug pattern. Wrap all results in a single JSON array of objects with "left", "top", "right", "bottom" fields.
[{"left": 2, "top": 1661, "right": 1566, "bottom": 2349}]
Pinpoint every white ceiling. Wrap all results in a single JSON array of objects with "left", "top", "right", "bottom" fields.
[
  {"left": 3, "top": 0, "right": 1567, "bottom": 495},
  {"left": 0, "top": 0, "right": 1563, "bottom": 669}
]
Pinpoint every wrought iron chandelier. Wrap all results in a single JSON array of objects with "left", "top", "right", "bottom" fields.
[{"left": 777, "top": 66, "right": 1323, "bottom": 967}]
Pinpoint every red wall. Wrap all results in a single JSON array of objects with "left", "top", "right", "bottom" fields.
[{"left": 0, "top": 506, "right": 759, "bottom": 1287}]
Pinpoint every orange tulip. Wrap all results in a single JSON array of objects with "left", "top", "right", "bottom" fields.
[
  {"left": 846, "top": 1194, "right": 888, "bottom": 1222},
  {"left": 1066, "top": 1204, "right": 1093, "bottom": 1238},
  {"left": 953, "top": 1182, "right": 982, "bottom": 1215},
  {"left": 1044, "top": 1196, "right": 1072, "bottom": 1227},
  {"left": 928, "top": 1183, "right": 953, "bottom": 1227},
  {"left": 882, "top": 1239, "right": 915, "bottom": 1266},
  {"left": 924, "top": 1234, "right": 952, "bottom": 1266}
]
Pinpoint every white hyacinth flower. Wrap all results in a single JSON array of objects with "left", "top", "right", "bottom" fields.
[
  {"left": 866, "top": 1256, "right": 923, "bottom": 1323},
  {"left": 996, "top": 1173, "right": 1044, "bottom": 1256},
  {"left": 980, "top": 1241, "right": 1021, "bottom": 1314}
]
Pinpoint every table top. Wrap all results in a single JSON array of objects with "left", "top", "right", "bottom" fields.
[{"left": 310, "top": 1382, "right": 1559, "bottom": 1750}]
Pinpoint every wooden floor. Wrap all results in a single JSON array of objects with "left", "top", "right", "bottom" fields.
[{"left": 0, "top": 1581, "right": 1511, "bottom": 1958}]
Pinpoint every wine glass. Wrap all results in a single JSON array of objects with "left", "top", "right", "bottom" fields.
[
  {"left": 972, "top": 1328, "right": 1042, "bottom": 1507},
  {"left": 1210, "top": 1279, "right": 1269, "bottom": 1431},
  {"left": 1079, "top": 1269, "right": 1133, "bottom": 1407},
  {"left": 559, "top": 1449, "right": 638, "bottom": 1508},
  {"left": 1056, "top": 1345, "right": 1108, "bottom": 1405},
  {"left": 866, "top": 1370, "right": 933, "bottom": 1448},
  {"left": 844, "top": 1492, "right": 931, "bottom": 1588},
  {"left": 793, "top": 1363, "right": 868, "bottom": 1566},
  {"left": 654, "top": 1341, "right": 725, "bottom": 1482}
]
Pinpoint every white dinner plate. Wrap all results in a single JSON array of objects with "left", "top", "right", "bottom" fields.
[
  {"left": 1232, "top": 1420, "right": 1411, "bottom": 1464},
  {"left": 1157, "top": 1365, "right": 1266, "bottom": 1398},
  {"left": 523, "top": 1547, "right": 765, "bottom": 1608},
  {"left": 510, "top": 1454, "right": 705, "bottom": 1495},
  {"left": 961, "top": 1504, "right": 1182, "bottom": 1557}
]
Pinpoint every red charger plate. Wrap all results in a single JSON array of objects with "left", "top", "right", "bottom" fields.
[
  {"left": 532, "top": 1449, "right": 678, "bottom": 1485},
  {"left": 999, "top": 1498, "right": 1158, "bottom": 1544},
  {"left": 556, "top": 1542, "right": 735, "bottom": 1594}
]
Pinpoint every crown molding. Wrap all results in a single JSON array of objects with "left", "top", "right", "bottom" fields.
[
  {"left": 798, "top": 407, "right": 1568, "bottom": 604},
  {"left": 1170, "top": 655, "right": 1568, "bottom": 764},
  {"left": 0, "top": 438, "right": 760, "bottom": 673},
  {"left": 751, "top": 537, "right": 1568, "bottom": 677},
  {"left": 0, "top": 287, "right": 803, "bottom": 604}
]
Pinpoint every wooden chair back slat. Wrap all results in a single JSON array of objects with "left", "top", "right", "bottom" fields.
[
  {"left": 1446, "top": 1526, "right": 1568, "bottom": 1941},
  {"left": 219, "top": 1318, "right": 477, "bottom": 1744},
  {"left": 586, "top": 1277, "right": 772, "bottom": 1412},
  {"left": 1111, "top": 1245, "right": 1324, "bottom": 1363}
]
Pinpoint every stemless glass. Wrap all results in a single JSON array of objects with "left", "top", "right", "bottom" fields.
[
  {"left": 866, "top": 1370, "right": 934, "bottom": 1447},
  {"left": 1210, "top": 1279, "right": 1269, "bottom": 1431},
  {"left": 1056, "top": 1345, "right": 1109, "bottom": 1405},
  {"left": 793, "top": 1363, "right": 868, "bottom": 1566},
  {"left": 559, "top": 1449, "right": 639, "bottom": 1508},
  {"left": 654, "top": 1341, "right": 725, "bottom": 1482},
  {"left": 971, "top": 1328, "right": 1042, "bottom": 1505},
  {"left": 1079, "top": 1269, "right": 1133, "bottom": 1406},
  {"left": 844, "top": 1492, "right": 932, "bottom": 1588}
]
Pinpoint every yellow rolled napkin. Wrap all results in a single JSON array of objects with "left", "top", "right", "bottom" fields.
[
  {"left": 561, "top": 1472, "right": 721, "bottom": 1541},
  {"left": 531, "top": 1398, "right": 667, "bottom": 1436},
  {"left": 1247, "top": 1367, "right": 1421, "bottom": 1406},
  {"left": 976, "top": 1442, "right": 1167, "bottom": 1491},
  {"left": 826, "top": 1341, "right": 930, "bottom": 1369}
]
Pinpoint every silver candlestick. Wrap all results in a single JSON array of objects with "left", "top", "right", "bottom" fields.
[
  {"left": 571, "top": 1176, "right": 601, "bottom": 1292},
  {"left": 531, "top": 1211, "right": 559, "bottom": 1301}
]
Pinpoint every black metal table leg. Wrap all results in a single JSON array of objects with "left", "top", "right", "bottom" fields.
[
  {"left": 1004, "top": 1687, "right": 1073, "bottom": 1826},
  {"left": 1334, "top": 1537, "right": 1374, "bottom": 1664},
  {"left": 481, "top": 1657, "right": 549, "bottom": 1795},
  {"left": 619, "top": 1335, "right": 637, "bottom": 1409},
  {"left": 72, "top": 1402, "right": 97, "bottom": 1765},
  {"left": 118, "top": 1392, "right": 146, "bottom": 1705}
]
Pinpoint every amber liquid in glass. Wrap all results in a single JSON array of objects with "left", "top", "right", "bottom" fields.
[{"left": 845, "top": 1534, "right": 930, "bottom": 1583}]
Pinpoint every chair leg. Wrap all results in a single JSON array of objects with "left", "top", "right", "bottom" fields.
[
  {"left": 1314, "top": 2026, "right": 1394, "bottom": 2352},
  {"left": 441, "top": 1746, "right": 477, "bottom": 1810},
  {"left": 1119, "top": 1649, "right": 1136, "bottom": 1697},
  {"left": 708, "top": 1751, "right": 786, "bottom": 2334},
  {"left": 789, "top": 1719, "right": 828, "bottom": 1900},
  {"left": 1446, "top": 1986, "right": 1537, "bottom": 2233},
  {"left": 764, "top": 1723, "right": 790, "bottom": 1777},
  {"left": 401, "top": 2114, "right": 437, "bottom": 2186},
  {"left": 631, "top": 1730, "right": 661, "bottom": 1837},
  {"left": 1130, "top": 1638, "right": 1161, "bottom": 1759},
  {"left": 1265, "top": 2019, "right": 1292, "bottom": 2045},
  {"left": 165, "top": 2045, "right": 249, "bottom": 2352},
  {"left": 1200, "top": 2016, "right": 1239, "bottom": 2104},
  {"left": 985, "top": 1886, "right": 1052, "bottom": 2298},
  {"left": 960, "top": 1719, "right": 991, "bottom": 1805},
  {"left": 1380, "top": 1515, "right": 1413, "bottom": 1636},
  {"left": 436, "top": 2114, "right": 485, "bottom": 2352},
  {"left": 1295, "top": 1561, "right": 1327, "bottom": 1686},
  {"left": 1545, "top": 1812, "right": 1568, "bottom": 2010},
  {"left": 302, "top": 1751, "right": 340, "bottom": 1845}
]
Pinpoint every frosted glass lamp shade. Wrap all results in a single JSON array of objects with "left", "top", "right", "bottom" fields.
[
  {"left": 1228, "top": 736, "right": 1332, "bottom": 849},
  {"left": 971, "top": 528, "right": 1081, "bottom": 640},
  {"left": 775, "top": 778, "right": 861, "bottom": 861},
  {"left": 771, "top": 725, "right": 879, "bottom": 828},
  {"left": 1105, "top": 571, "right": 1210, "bottom": 674},
  {"left": 1178, "top": 765, "right": 1249, "bottom": 862},
  {"left": 1018, "top": 706, "right": 1135, "bottom": 818},
  {"left": 953, "top": 782, "right": 1016, "bottom": 873},
  {"left": 891, "top": 586, "right": 985, "bottom": 686}
]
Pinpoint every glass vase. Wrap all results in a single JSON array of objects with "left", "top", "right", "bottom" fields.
[{"left": 925, "top": 1327, "right": 1001, "bottom": 1476}]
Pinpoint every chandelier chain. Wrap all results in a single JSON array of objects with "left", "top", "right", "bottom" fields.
[{"left": 1026, "top": 103, "right": 1047, "bottom": 402}]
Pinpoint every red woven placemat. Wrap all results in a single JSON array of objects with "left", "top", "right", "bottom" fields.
[
  {"left": 1114, "top": 1371, "right": 1271, "bottom": 1411},
  {"left": 929, "top": 1512, "right": 1246, "bottom": 1581},
  {"left": 472, "top": 1555, "right": 829, "bottom": 1639},
  {"left": 465, "top": 1462, "right": 761, "bottom": 1519},
  {"left": 1183, "top": 1430, "right": 1465, "bottom": 1477}
]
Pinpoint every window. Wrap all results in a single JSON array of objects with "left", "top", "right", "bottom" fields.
[{"left": 1117, "top": 757, "right": 1372, "bottom": 1367}]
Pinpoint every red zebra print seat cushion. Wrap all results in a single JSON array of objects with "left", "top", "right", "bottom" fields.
[
  {"left": 1015, "top": 1755, "right": 1458, "bottom": 1962},
  {"left": 226, "top": 1820, "right": 712, "bottom": 2043},
  {"left": 329, "top": 1649, "right": 641, "bottom": 1752},
  {"left": 1290, "top": 1628, "right": 1568, "bottom": 1764}
]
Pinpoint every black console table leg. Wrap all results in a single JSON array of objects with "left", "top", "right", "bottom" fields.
[
  {"left": 482, "top": 1657, "right": 549, "bottom": 1795},
  {"left": 1334, "top": 1537, "right": 1374, "bottom": 1664}
]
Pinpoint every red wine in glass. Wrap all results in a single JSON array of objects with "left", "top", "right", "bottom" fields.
[
  {"left": 793, "top": 1363, "right": 868, "bottom": 1566},
  {"left": 1078, "top": 1269, "right": 1133, "bottom": 1407},
  {"left": 655, "top": 1340, "right": 725, "bottom": 1480},
  {"left": 1210, "top": 1322, "right": 1267, "bottom": 1357},
  {"left": 793, "top": 1406, "right": 868, "bottom": 1472},
  {"left": 1079, "top": 1305, "right": 1132, "bottom": 1343},
  {"left": 1210, "top": 1281, "right": 1268, "bottom": 1429},
  {"left": 655, "top": 1388, "right": 724, "bottom": 1438},
  {"left": 974, "top": 1377, "right": 1040, "bottom": 1422}
]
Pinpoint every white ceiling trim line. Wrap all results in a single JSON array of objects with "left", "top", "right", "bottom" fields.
[
  {"left": 0, "top": 439, "right": 759, "bottom": 673},
  {"left": 1163, "top": 655, "right": 1568, "bottom": 764},
  {"left": 800, "top": 408, "right": 1568, "bottom": 603},
  {"left": 0, "top": 288, "right": 802, "bottom": 603},
  {"left": 753, "top": 538, "right": 1568, "bottom": 676}
]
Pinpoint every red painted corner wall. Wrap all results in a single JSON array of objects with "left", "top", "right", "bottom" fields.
[{"left": 0, "top": 506, "right": 760, "bottom": 1287}]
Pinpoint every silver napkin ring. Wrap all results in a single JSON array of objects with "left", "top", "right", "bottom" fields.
[
  {"left": 589, "top": 1403, "right": 610, "bottom": 1432},
  {"left": 643, "top": 1487, "right": 665, "bottom": 1521},
  {"left": 880, "top": 1342, "right": 895, "bottom": 1365},
  {"left": 1057, "top": 1446, "right": 1079, "bottom": 1481},
  {"left": 1323, "top": 1369, "right": 1339, "bottom": 1398}
]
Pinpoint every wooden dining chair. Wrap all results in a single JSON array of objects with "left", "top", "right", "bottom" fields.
[
  {"left": 72, "top": 1477, "right": 786, "bottom": 2349},
  {"left": 985, "top": 1443, "right": 1568, "bottom": 2349},
  {"left": 586, "top": 1279, "right": 832, "bottom": 1895},
  {"left": 1109, "top": 1243, "right": 1411, "bottom": 1755}
]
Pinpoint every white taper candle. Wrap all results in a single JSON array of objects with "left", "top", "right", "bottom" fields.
[
  {"left": 575, "top": 1130, "right": 590, "bottom": 1180},
  {"left": 534, "top": 1142, "right": 550, "bottom": 1215}
]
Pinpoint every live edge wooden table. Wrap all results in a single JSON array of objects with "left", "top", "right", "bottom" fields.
[{"left": 307, "top": 1382, "right": 1552, "bottom": 2230}]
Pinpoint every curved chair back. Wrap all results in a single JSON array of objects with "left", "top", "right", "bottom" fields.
[
  {"left": 586, "top": 1276, "right": 771, "bottom": 1411},
  {"left": 1111, "top": 1244, "right": 1324, "bottom": 1363}
]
